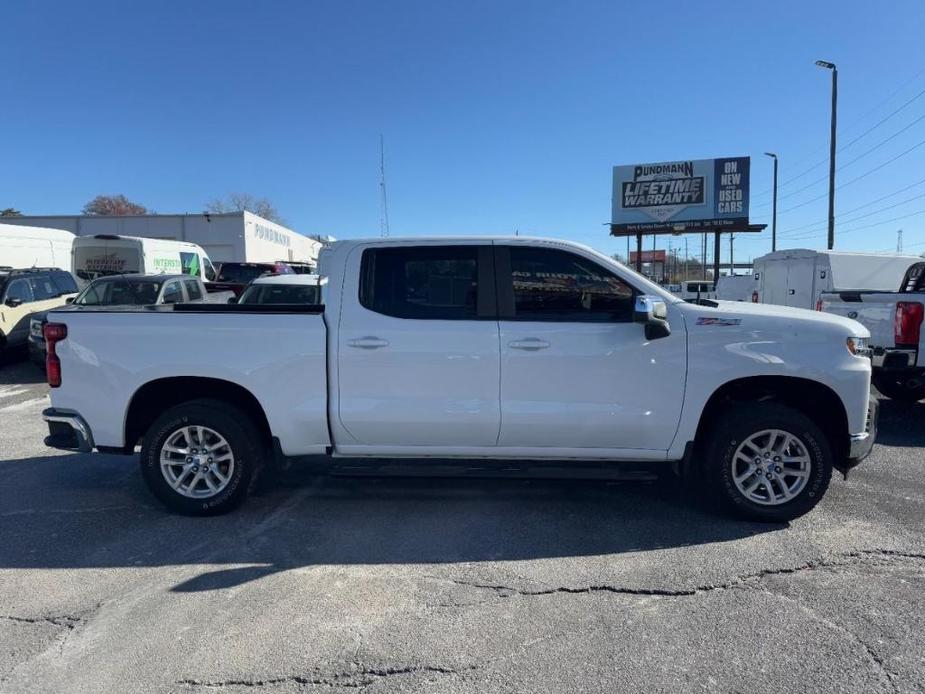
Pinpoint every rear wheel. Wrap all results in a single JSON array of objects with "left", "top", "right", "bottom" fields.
[
  {"left": 703, "top": 403, "right": 833, "bottom": 522},
  {"left": 140, "top": 399, "right": 264, "bottom": 515},
  {"left": 872, "top": 373, "right": 925, "bottom": 402}
]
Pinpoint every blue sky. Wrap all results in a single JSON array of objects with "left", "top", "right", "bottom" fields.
[{"left": 3, "top": 0, "right": 925, "bottom": 263}]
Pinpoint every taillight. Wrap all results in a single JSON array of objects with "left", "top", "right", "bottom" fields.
[
  {"left": 751, "top": 291, "right": 759, "bottom": 303},
  {"left": 815, "top": 299, "right": 823, "bottom": 312},
  {"left": 894, "top": 301, "right": 924, "bottom": 347},
  {"left": 43, "top": 322, "right": 67, "bottom": 388}
]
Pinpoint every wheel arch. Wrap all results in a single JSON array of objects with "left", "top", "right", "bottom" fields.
[
  {"left": 693, "top": 375, "right": 850, "bottom": 465},
  {"left": 124, "top": 377, "right": 272, "bottom": 451}
]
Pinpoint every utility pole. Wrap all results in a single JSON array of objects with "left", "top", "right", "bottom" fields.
[
  {"left": 684, "top": 237, "right": 689, "bottom": 280},
  {"left": 764, "top": 152, "right": 778, "bottom": 252},
  {"left": 701, "top": 233, "right": 707, "bottom": 280},
  {"left": 379, "top": 134, "right": 391, "bottom": 238},
  {"left": 816, "top": 60, "right": 838, "bottom": 249},
  {"left": 897, "top": 228, "right": 904, "bottom": 253},
  {"left": 729, "top": 233, "right": 734, "bottom": 276}
]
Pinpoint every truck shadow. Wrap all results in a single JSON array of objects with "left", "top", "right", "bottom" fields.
[
  {"left": 0, "top": 452, "right": 781, "bottom": 590},
  {"left": 0, "top": 353, "right": 46, "bottom": 384},
  {"left": 872, "top": 396, "right": 925, "bottom": 447}
]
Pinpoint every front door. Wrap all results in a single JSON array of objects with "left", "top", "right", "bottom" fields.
[
  {"left": 336, "top": 243, "right": 501, "bottom": 449},
  {"left": 495, "top": 244, "right": 687, "bottom": 454}
]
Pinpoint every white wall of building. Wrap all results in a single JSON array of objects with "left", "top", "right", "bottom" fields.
[{"left": 1, "top": 213, "right": 323, "bottom": 265}]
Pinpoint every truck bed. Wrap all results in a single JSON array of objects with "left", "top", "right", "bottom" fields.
[{"left": 46, "top": 306, "right": 330, "bottom": 455}]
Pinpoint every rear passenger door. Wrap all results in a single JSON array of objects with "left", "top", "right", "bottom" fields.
[
  {"left": 495, "top": 244, "right": 686, "bottom": 455},
  {"left": 335, "top": 244, "right": 501, "bottom": 450}
]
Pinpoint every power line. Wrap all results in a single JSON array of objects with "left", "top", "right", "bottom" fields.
[
  {"left": 783, "top": 206, "right": 925, "bottom": 242},
  {"left": 777, "top": 134, "right": 925, "bottom": 215},
  {"left": 773, "top": 175, "right": 925, "bottom": 236},
  {"left": 751, "top": 66, "right": 925, "bottom": 199},
  {"left": 762, "top": 111, "right": 925, "bottom": 208},
  {"left": 778, "top": 189, "right": 925, "bottom": 240}
]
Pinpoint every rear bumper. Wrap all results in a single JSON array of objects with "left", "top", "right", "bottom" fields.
[
  {"left": 42, "top": 408, "right": 94, "bottom": 453},
  {"left": 871, "top": 347, "right": 919, "bottom": 370},
  {"left": 845, "top": 396, "right": 878, "bottom": 470}
]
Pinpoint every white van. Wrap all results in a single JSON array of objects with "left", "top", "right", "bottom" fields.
[
  {"left": 72, "top": 235, "right": 217, "bottom": 283},
  {"left": 0, "top": 223, "right": 74, "bottom": 269},
  {"left": 752, "top": 249, "right": 921, "bottom": 310},
  {"left": 715, "top": 275, "right": 756, "bottom": 302}
]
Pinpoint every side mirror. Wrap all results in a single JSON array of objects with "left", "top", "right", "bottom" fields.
[
  {"left": 65, "top": 297, "right": 75, "bottom": 304},
  {"left": 227, "top": 296, "right": 237, "bottom": 304},
  {"left": 633, "top": 295, "right": 671, "bottom": 340},
  {"left": 4, "top": 297, "right": 22, "bottom": 308}
]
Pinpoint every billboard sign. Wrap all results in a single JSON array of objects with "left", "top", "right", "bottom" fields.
[
  {"left": 629, "top": 250, "right": 667, "bottom": 264},
  {"left": 611, "top": 157, "right": 749, "bottom": 235}
]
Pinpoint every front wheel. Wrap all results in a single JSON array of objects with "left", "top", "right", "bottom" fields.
[
  {"left": 872, "top": 373, "right": 925, "bottom": 402},
  {"left": 140, "top": 399, "right": 264, "bottom": 515},
  {"left": 703, "top": 403, "right": 833, "bottom": 522}
]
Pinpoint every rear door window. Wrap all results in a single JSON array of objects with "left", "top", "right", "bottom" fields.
[
  {"left": 359, "top": 246, "right": 487, "bottom": 320},
  {"left": 184, "top": 280, "right": 203, "bottom": 301},
  {"left": 29, "top": 274, "right": 58, "bottom": 301},
  {"left": 49, "top": 271, "right": 78, "bottom": 295}
]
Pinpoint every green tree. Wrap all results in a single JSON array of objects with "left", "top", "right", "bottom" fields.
[{"left": 0, "top": 208, "right": 23, "bottom": 217}]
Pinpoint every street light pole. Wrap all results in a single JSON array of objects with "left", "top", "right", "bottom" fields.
[
  {"left": 764, "top": 152, "right": 778, "bottom": 252},
  {"left": 816, "top": 60, "right": 837, "bottom": 249}
]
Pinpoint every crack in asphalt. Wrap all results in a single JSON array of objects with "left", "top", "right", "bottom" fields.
[
  {"left": 0, "top": 613, "right": 85, "bottom": 629},
  {"left": 431, "top": 549, "right": 925, "bottom": 600},
  {"left": 177, "top": 664, "right": 475, "bottom": 690}
]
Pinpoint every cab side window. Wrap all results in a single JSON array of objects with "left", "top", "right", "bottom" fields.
[
  {"left": 184, "top": 280, "right": 203, "bottom": 301},
  {"left": 506, "top": 247, "right": 636, "bottom": 322},
  {"left": 359, "top": 246, "right": 484, "bottom": 320}
]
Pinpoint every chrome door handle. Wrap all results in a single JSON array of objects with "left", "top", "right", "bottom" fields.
[
  {"left": 347, "top": 336, "right": 390, "bottom": 349},
  {"left": 508, "top": 338, "right": 550, "bottom": 351}
]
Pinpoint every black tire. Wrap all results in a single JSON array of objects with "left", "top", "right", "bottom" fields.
[
  {"left": 702, "top": 402, "right": 833, "bottom": 522},
  {"left": 140, "top": 399, "right": 264, "bottom": 515},
  {"left": 872, "top": 373, "right": 925, "bottom": 403}
]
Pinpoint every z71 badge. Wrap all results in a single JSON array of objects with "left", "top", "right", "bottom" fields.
[{"left": 696, "top": 317, "right": 742, "bottom": 326}]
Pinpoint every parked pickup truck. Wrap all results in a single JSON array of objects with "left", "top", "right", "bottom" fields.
[
  {"left": 821, "top": 261, "right": 925, "bottom": 402},
  {"left": 41, "top": 237, "right": 878, "bottom": 521}
]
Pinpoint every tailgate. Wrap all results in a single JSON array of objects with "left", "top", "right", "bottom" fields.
[{"left": 821, "top": 293, "right": 896, "bottom": 348}]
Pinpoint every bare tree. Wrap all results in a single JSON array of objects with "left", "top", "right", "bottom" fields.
[
  {"left": 205, "top": 193, "right": 284, "bottom": 224},
  {"left": 82, "top": 195, "right": 148, "bottom": 216},
  {"left": 0, "top": 208, "right": 23, "bottom": 217}
]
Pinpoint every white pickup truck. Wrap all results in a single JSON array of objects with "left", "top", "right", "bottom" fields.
[
  {"left": 41, "top": 237, "right": 877, "bottom": 522},
  {"left": 821, "top": 260, "right": 925, "bottom": 402}
]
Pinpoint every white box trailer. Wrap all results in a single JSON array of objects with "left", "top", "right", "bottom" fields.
[
  {"left": 753, "top": 248, "right": 922, "bottom": 310},
  {"left": 0, "top": 212, "right": 323, "bottom": 266},
  {"left": 0, "top": 223, "right": 75, "bottom": 269}
]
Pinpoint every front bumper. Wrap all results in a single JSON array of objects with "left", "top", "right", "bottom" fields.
[
  {"left": 845, "top": 395, "right": 878, "bottom": 471},
  {"left": 42, "top": 408, "right": 94, "bottom": 453}
]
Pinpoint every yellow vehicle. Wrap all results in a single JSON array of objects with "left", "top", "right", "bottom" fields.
[{"left": 0, "top": 268, "right": 79, "bottom": 362}]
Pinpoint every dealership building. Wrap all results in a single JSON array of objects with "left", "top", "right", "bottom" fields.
[{"left": 1, "top": 211, "right": 327, "bottom": 265}]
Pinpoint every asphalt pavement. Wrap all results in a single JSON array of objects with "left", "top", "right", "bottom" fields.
[{"left": 1, "top": 355, "right": 923, "bottom": 693}]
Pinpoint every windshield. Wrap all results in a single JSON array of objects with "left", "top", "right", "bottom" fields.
[
  {"left": 75, "top": 279, "right": 163, "bottom": 306},
  {"left": 238, "top": 283, "right": 321, "bottom": 305}
]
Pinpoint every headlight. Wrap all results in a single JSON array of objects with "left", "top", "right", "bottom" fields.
[{"left": 846, "top": 336, "right": 870, "bottom": 356}]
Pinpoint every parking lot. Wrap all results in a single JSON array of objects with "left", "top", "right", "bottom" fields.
[{"left": 0, "top": 356, "right": 923, "bottom": 694}]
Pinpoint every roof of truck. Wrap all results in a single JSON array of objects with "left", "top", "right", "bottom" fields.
[{"left": 251, "top": 273, "right": 326, "bottom": 285}]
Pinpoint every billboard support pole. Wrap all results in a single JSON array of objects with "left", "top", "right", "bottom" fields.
[
  {"left": 635, "top": 233, "right": 643, "bottom": 272},
  {"left": 713, "top": 230, "right": 721, "bottom": 282}
]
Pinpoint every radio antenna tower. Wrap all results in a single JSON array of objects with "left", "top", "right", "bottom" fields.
[
  {"left": 897, "top": 228, "right": 903, "bottom": 253},
  {"left": 379, "top": 134, "right": 391, "bottom": 238}
]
